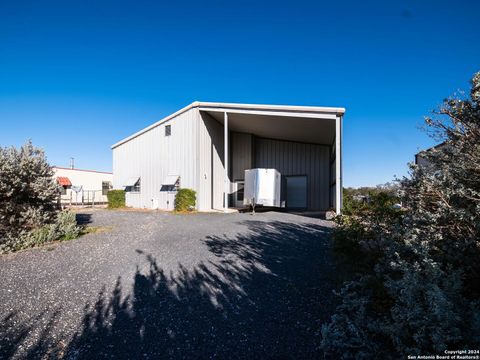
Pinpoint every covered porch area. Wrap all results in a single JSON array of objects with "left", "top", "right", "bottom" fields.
[{"left": 196, "top": 102, "right": 344, "bottom": 214}]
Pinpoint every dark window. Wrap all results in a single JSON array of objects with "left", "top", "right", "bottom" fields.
[
  {"left": 165, "top": 124, "right": 171, "bottom": 136},
  {"left": 102, "top": 181, "right": 112, "bottom": 195},
  {"left": 235, "top": 180, "right": 244, "bottom": 201},
  {"left": 160, "top": 177, "right": 180, "bottom": 192},
  {"left": 237, "top": 187, "right": 244, "bottom": 201},
  {"left": 61, "top": 186, "right": 67, "bottom": 195},
  {"left": 132, "top": 178, "right": 141, "bottom": 192}
]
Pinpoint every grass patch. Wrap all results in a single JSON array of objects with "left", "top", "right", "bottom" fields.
[
  {"left": 82, "top": 226, "right": 113, "bottom": 235},
  {"left": 1, "top": 225, "right": 114, "bottom": 256}
]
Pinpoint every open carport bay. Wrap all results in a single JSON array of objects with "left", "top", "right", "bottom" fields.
[{"left": 0, "top": 209, "right": 336, "bottom": 359}]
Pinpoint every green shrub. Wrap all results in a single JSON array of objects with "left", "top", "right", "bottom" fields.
[
  {"left": 1, "top": 210, "right": 82, "bottom": 253},
  {"left": 174, "top": 188, "right": 196, "bottom": 212},
  {"left": 322, "top": 72, "right": 480, "bottom": 357},
  {"left": 55, "top": 210, "right": 82, "bottom": 240},
  {"left": 332, "top": 190, "right": 402, "bottom": 279},
  {"left": 107, "top": 190, "right": 125, "bottom": 208}
]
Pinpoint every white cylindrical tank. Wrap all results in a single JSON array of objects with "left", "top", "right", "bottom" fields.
[{"left": 244, "top": 168, "right": 281, "bottom": 207}]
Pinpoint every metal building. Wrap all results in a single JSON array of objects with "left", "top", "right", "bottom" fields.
[
  {"left": 112, "top": 102, "right": 345, "bottom": 213},
  {"left": 53, "top": 166, "right": 113, "bottom": 204}
]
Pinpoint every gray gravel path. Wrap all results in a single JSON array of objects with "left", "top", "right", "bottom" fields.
[{"left": 0, "top": 209, "right": 335, "bottom": 359}]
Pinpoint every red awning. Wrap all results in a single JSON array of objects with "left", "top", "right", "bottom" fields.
[{"left": 57, "top": 177, "right": 72, "bottom": 186}]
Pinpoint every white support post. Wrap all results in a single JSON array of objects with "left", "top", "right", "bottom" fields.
[
  {"left": 224, "top": 112, "right": 229, "bottom": 212},
  {"left": 335, "top": 115, "right": 343, "bottom": 215}
]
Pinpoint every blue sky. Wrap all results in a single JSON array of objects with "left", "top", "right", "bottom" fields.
[{"left": 0, "top": 0, "right": 478, "bottom": 187}]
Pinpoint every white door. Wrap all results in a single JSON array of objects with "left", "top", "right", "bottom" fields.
[{"left": 286, "top": 176, "right": 307, "bottom": 208}]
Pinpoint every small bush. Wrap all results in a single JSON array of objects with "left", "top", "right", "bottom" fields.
[
  {"left": 1, "top": 210, "right": 82, "bottom": 253},
  {"left": 332, "top": 190, "right": 402, "bottom": 279},
  {"left": 174, "top": 188, "right": 196, "bottom": 212},
  {"left": 55, "top": 210, "right": 82, "bottom": 240},
  {"left": 107, "top": 190, "right": 125, "bottom": 208}
]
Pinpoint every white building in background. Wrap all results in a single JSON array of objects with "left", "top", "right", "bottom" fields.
[
  {"left": 415, "top": 142, "right": 447, "bottom": 168},
  {"left": 53, "top": 166, "right": 113, "bottom": 204},
  {"left": 112, "top": 101, "right": 345, "bottom": 214}
]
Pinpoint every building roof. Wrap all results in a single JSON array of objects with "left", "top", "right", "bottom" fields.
[
  {"left": 111, "top": 101, "right": 346, "bottom": 149},
  {"left": 53, "top": 166, "right": 112, "bottom": 174},
  {"left": 415, "top": 141, "right": 448, "bottom": 165},
  {"left": 415, "top": 141, "right": 447, "bottom": 156}
]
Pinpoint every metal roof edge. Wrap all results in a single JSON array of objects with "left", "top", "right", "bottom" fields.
[
  {"left": 111, "top": 101, "right": 346, "bottom": 149},
  {"left": 196, "top": 101, "right": 346, "bottom": 115},
  {"left": 52, "top": 166, "right": 112, "bottom": 174},
  {"left": 415, "top": 141, "right": 448, "bottom": 156}
]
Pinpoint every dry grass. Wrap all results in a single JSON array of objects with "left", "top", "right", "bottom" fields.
[{"left": 82, "top": 226, "right": 113, "bottom": 235}]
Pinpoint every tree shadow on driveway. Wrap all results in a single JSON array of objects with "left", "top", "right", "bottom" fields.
[
  {"left": 2, "top": 219, "right": 335, "bottom": 359},
  {"left": 65, "top": 219, "right": 335, "bottom": 359}
]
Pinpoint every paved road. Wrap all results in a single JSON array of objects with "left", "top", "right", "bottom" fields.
[{"left": 0, "top": 210, "right": 335, "bottom": 359}]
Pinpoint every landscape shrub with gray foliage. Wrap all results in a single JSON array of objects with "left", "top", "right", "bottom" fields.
[
  {"left": 0, "top": 141, "right": 81, "bottom": 253},
  {"left": 322, "top": 72, "right": 480, "bottom": 358}
]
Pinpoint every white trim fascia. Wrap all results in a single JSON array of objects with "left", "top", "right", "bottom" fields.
[
  {"left": 197, "top": 107, "right": 338, "bottom": 120},
  {"left": 197, "top": 101, "right": 345, "bottom": 115}
]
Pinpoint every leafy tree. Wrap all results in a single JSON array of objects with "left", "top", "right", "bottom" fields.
[
  {"left": 0, "top": 141, "right": 60, "bottom": 251},
  {"left": 322, "top": 72, "right": 480, "bottom": 358}
]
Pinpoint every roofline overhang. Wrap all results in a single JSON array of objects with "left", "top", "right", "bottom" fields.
[
  {"left": 52, "top": 166, "right": 112, "bottom": 174},
  {"left": 111, "top": 101, "right": 346, "bottom": 149},
  {"left": 415, "top": 141, "right": 448, "bottom": 157}
]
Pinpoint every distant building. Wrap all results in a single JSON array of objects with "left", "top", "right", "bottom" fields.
[
  {"left": 415, "top": 142, "right": 447, "bottom": 167},
  {"left": 414, "top": 152, "right": 431, "bottom": 167},
  {"left": 53, "top": 166, "right": 113, "bottom": 205}
]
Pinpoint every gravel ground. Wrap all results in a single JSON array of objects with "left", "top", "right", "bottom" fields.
[{"left": 0, "top": 209, "right": 336, "bottom": 359}]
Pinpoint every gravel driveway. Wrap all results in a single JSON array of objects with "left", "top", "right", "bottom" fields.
[{"left": 0, "top": 209, "right": 335, "bottom": 359}]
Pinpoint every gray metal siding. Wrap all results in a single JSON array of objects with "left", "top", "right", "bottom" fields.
[
  {"left": 329, "top": 144, "right": 336, "bottom": 209},
  {"left": 231, "top": 132, "right": 253, "bottom": 180},
  {"left": 112, "top": 108, "right": 198, "bottom": 210},
  {"left": 197, "top": 111, "right": 225, "bottom": 211},
  {"left": 254, "top": 137, "right": 330, "bottom": 210}
]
